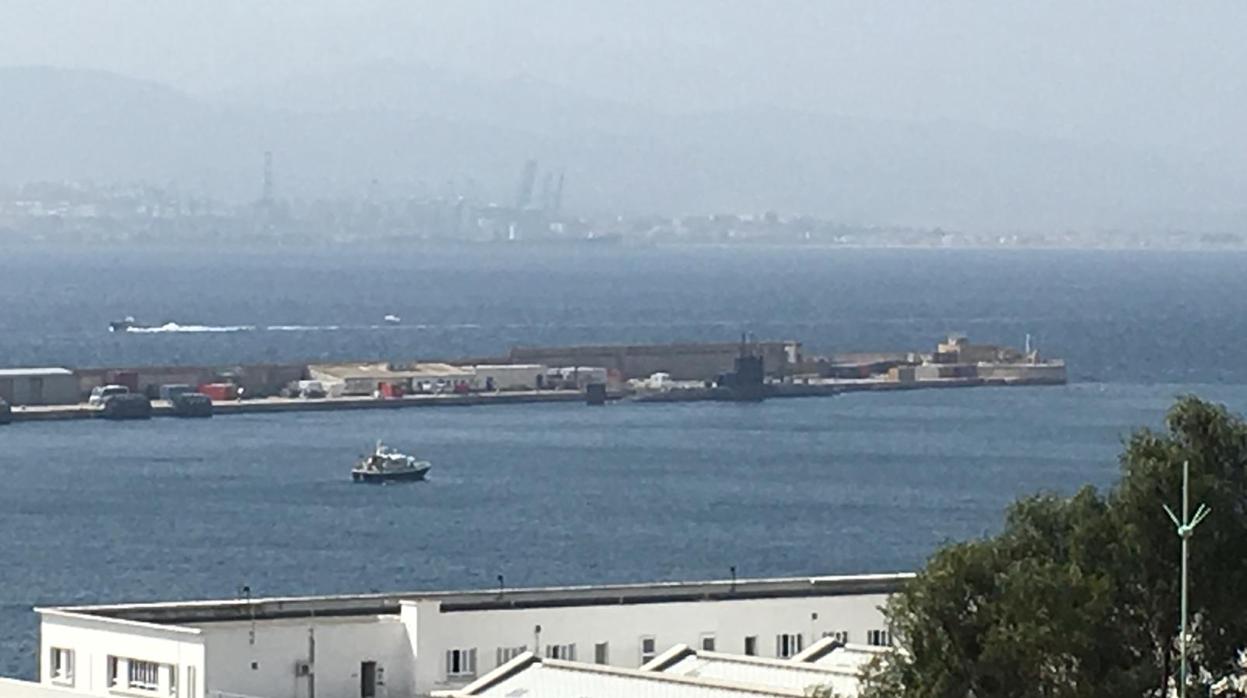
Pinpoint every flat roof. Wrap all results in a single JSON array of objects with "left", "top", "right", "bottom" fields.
[
  {"left": 38, "top": 572, "right": 911, "bottom": 626},
  {"left": 0, "top": 367, "right": 73, "bottom": 377},
  {"left": 642, "top": 643, "right": 869, "bottom": 694},
  {"left": 791, "top": 637, "right": 887, "bottom": 668},
  {"left": 443, "top": 653, "right": 809, "bottom": 698},
  {"left": 310, "top": 362, "right": 474, "bottom": 380}
]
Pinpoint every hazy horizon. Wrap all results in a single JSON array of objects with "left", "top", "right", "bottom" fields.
[{"left": 3, "top": 1, "right": 1246, "bottom": 232}]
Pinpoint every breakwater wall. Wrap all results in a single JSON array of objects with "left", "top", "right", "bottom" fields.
[{"left": 9, "top": 390, "right": 588, "bottom": 422}]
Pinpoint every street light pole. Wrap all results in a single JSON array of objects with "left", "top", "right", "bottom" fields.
[{"left": 1163, "top": 460, "right": 1211, "bottom": 698}]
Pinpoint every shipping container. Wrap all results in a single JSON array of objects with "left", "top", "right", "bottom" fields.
[
  {"left": 197, "top": 383, "right": 238, "bottom": 401},
  {"left": 378, "top": 382, "right": 405, "bottom": 398}
]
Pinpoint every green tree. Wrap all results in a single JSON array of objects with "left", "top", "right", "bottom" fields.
[{"left": 863, "top": 396, "right": 1247, "bottom": 697}]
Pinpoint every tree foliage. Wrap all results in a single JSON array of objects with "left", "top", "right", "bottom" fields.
[{"left": 863, "top": 396, "right": 1247, "bottom": 697}]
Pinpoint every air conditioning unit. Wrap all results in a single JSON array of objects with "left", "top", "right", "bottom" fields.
[{"left": 294, "top": 661, "right": 313, "bottom": 677}]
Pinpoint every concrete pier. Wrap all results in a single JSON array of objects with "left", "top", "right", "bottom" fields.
[
  {"left": 0, "top": 336, "right": 1067, "bottom": 425},
  {"left": 3, "top": 374, "right": 1067, "bottom": 424},
  {"left": 7, "top": 390, "right": 586, "bottom": 423}
]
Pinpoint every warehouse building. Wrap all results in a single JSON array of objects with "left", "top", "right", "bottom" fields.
[
  {"left": 308, "top": 362, "right": 477, "bottom": 396},
  {"left": 29, "top": 572, "right": 906, "bottom": 698},
  {"left": 470, "top": 364, "right": 547, "bottom": 391},
  {"left": 0, "top": 367, "right": 79, "bottom": 406}
]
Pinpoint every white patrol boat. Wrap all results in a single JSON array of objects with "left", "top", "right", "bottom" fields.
[{"left": 351, "top": 442, "right": 431, "bottom": 483}]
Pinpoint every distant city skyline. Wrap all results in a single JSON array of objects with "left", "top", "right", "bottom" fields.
[
  {"left": 3, "top": 173, "right": 1242, "bottom": 250},
  {"left": 2, "top": 2, "right": 1245, "bottom": 233}
]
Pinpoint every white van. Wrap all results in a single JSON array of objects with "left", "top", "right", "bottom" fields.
[{"left": 88, "top": 384, "right": 129, "bottom": 407}]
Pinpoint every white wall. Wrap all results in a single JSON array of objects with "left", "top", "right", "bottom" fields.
[
  {"left": 0, "top": 677, "right": 90, "bottom": 698},
  {"left": 38, "top": 610, "right": 205, "bottom": 698},
  {"left": 193, "top": 615, "right": 412, "bottom": 698},
  {"left": 471, "top": 365, "right": 545, "bottom": 391},
  {"left": 404, "top": 593, "right": 889, "bottom": 696},
  {"left": 37, "top": 581, "right": 897, "bottom": 698},
  {"left": 0, "top": 373, "right": 79, "bottom": 405}
]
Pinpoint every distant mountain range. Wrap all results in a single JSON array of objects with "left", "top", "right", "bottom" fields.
[{"left": 2, "top": 64, "right": 1243, "bottom": 232}]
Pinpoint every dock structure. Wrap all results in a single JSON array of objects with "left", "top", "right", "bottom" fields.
[
  {"left": 0, "top": 336, "right": 1066, "bottom": 424},
  {"left": 7, "top": 389, "right": 586, "bottom": 422}
]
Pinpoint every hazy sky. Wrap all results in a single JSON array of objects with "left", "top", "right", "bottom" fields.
[{"left": 3, "top": 1, "right": 1245, "bottom": 154}]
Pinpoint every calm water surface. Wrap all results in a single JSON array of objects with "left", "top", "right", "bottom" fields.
[{"left": 2, "top": 245, "right": 1246, "bottom": 677}]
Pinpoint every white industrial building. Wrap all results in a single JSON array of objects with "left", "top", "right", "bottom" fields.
[
  {"left": 0, "top": 367, "right": 79, "bottom": 405},
  {"left": 308, "top": 363, "right": 477, "bottom": 396},
  {"left": 25, "top": 572, "right": 906, "bottom": 698},
  {"left": 470, "top": 365, "right": 547, "bottom": 391}
]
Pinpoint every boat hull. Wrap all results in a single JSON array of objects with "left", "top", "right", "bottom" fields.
[{"left": 351, "top": 467, "right": 429, "bottom": 483}]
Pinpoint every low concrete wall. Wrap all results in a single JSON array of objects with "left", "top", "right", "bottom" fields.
[{"left": 977, "top": 362, "right": 1068, "bottom": 383}]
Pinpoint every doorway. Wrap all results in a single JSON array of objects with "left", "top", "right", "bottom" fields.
[{"left": 360, "top": 661, "right": 376, "bottom": 698}]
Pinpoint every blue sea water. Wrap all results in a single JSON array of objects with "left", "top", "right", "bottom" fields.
[{"left": 1, "top": 244, "right": 1246, "bottom": 679}]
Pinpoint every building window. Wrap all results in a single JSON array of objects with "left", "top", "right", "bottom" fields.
[
  {"left": 594, "top": 642, "right": 609, "bottom": 665},
  {"left": 639, "top": 636, "right": 657, "bottom": 665},
  {"left": 823, "top": 630, "right": 849, "bottom": 645},
  {"left": 867, "top": 630, "right": 892, "bottom": 647},
  {"left": 446, "top": 648, "right": 477, "bottom": 678},
  {"left": 776, "top": 633, "right": 804, "bottom": 659},
  {"left": 50, "top": 647, "right": 74, "bottom": 685},
  {"left": 108, "top": 656, "right": 169, "bottom": 693},
  {"left": 128, "top": 659, "right": 160, "bottom": 692},
  {"left": 700, "top": 635, "right": 716, "bottom": 652},
  {"left": 545, "top": 644, "right": 576, "bottom": 661},
  {"left": 744, "top": 636, "right": 758, "bottom": 656},
  {"left": 495, "top": 646, "right": 526, "bottom": 667}
]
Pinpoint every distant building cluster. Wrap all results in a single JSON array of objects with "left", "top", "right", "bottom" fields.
[{"left": 1, "top": 164, "right": 1242, "bottom": 248}]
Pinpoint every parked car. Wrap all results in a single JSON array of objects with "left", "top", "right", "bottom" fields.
[{"left": 88, "top": 384, "right": 129, "bottom": 407}]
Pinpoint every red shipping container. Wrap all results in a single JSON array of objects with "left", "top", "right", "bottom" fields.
[
  {"left": 379, "top": 382, "right": 405, "bottom": 398},
  {"left": 197, "top": 383, "right": 237, "bottom": 401}
]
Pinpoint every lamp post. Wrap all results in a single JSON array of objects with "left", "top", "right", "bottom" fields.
[{"left": 1162, "top": 460, "right": 1211, "bottom": 698}]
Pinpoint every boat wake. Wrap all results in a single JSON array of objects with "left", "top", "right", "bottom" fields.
[
  {"left": 125, "top": 323, "right": 256, "bottom": 334},
  {"left": 120, "top": 322, "right": 486, "bottom": 334}
]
